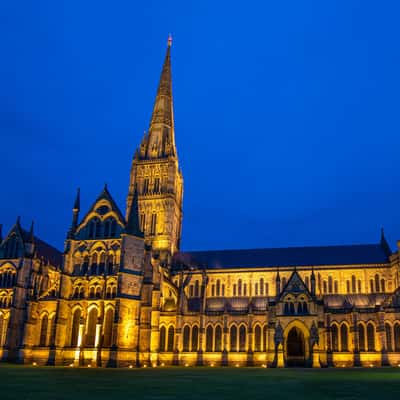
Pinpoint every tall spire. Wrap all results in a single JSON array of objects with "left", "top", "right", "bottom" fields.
[
  {"left": 125, "top": 188, "right": 144, "bottom": 238},
  {"left": 380, "top": 227, "right": 392, "bottom": 257},
  {"left": 73, "top": 187, "right": 80, "bottom": 211},
  {"left": 69, "top": 188, "right": 80, "bottom": 237},
  {"left": 126, "top": 37, "right": 184, "bottom": 256},
  {"left": 29, "top": 220, "right": 35, "bottom": 243},
  {"left": 140, "top": 36, "right": 176, "bottom": 159}
]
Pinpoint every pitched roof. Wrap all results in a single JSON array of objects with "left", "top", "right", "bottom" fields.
[
  {"left": 1, "top": 222, "right": 63, "bottom": 268},
  {"left": 29, "top": 232, "right": 63, "bottom": 268},
  {"left": 173, "top": 243, "right": 391, "bottom": 270}
]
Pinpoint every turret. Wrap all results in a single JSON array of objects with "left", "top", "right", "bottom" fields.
[
  {"left": 310, "top": 266, "right": 316, "bottom": 296},
  {"left": 68, "top": 188, "right": 80, "bottom": 238},
  {"left": 276, "top": 268, "right": 281, "bottom": 297},
  {"left": 25, "top": 220, "right": 35, "bottom": 257}
]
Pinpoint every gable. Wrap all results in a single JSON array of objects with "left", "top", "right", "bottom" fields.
[
  {"left": 75, "top": 188, "right": 126, "bottom": 240},
  {"left": 280, "top": 270, "right": 312, "bottom": 300}
]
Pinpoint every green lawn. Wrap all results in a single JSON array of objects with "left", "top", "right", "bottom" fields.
[{"left": 1, "top": 364, "right": 400, "bottom": 400}]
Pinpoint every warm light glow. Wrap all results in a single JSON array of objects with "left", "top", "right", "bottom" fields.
[
  {"left": 185, "top": 363, "right": 189, "bottom": 367},
  {"left": 69, "top": 363, "right": 74, "bottom": 367},
  {"left": 32, "top": 362, "right": 37, "bottom": 366},
  {"left": 87, "top": 364, "right": 91, "bottom": 368},
  {"left": 161, "top": 363, "right": 165, "bottom": 367},
  {"left": 129, "top": 365, "right": 133, "bottom": 369},
  {"left": 143, "top": 364, "right": 147, "bottom": 368}
]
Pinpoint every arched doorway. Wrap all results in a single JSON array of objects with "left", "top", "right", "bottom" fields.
[{"left": 286, "top": 327, "right": 305, "bottom": 367}]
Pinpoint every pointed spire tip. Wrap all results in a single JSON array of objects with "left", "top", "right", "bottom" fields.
[{"left": 168, "top": 33, "right": 172, "bottom": 47}]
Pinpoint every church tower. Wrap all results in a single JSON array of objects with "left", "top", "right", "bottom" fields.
[{"left": 126, "top": 36, "right": 183, "bottom": 257}]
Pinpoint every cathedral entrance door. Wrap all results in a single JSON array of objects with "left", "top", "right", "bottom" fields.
[{"left": 286, "top": 327, "right": 305, "bottom": 367}]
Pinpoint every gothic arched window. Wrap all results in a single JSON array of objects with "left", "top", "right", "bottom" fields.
[
  {"left": 230, "top": 326, "right": 237, "bottom": 352},
  {"left": 385, "top": 323, "right": 393, "bottom": 352},
  {"left": 340, "top": 324, "right": 348, "bottom": 351},
  {"left": 351, "top": 275, "right": 356, "bottom": 293},
  {"left": 159, "top": 326, "right": 166, "bottom": 352},
  {"left": 86, "top": 308, "right": 98, "bottom": 347},
  {"left": 328, "top": 276, "right": 333, "bottom": 294},
  {"left": 95, "top": 219, "right": 102, "bottom": 238},
  {"left": 358, "top": 324, "right": 366, "bottom": 352},
  {"left": 39, "top": 315, "right": 48, "bottom": 346},
  {"left": 394, "top": 323, "right": 400, "bottom": 352},
  {"left": 103, "top": 308, "right": 114, "bottom": 347},
  {"left": 206, "top": 326, "right": 213, "bottom": 352},
  {"left": 331, "top": 324, "right": 339, "bottom": 352},
  {"left": 70, "top": 309, "right": 81, "bottom": 347},
  {"left": 191, "top": 326, "right": 199, "bottom": 352},
  {"left": 367, "top": 323, "right": 375, "bottom": 352},
  {"left": 110, "top": 219, "right": 117, "bottom": 237},
  {"left": 167, "top": 326, "right": 174, "bottom": 352},
  {"left": 375, "top": 275, "right": 380, "bottom": 293},
  {"left": 183, "top": 325, "right": 190, "bottom": 351},
  {"left": 239, "top": 325, "right": 246, "bottom": 352},
  {"left": 254, "top": 325, "right": 262, "bottom": 351},
  {"left": 215, "top": 325, "right": 222, "bottom": 352},
  {"left": 104, "top": 220, "right": 110, "bottom": 237}
]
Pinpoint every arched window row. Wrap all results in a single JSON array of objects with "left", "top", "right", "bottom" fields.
[
  {"left": 331, "top": 323, "right": 349, "bottom": 352},
  {"left": 70, "top": 307, "right": 115, "bottom": 348},
  {"left": 0, "top": 270, "right": 17, "bottom": 288},
  {"left": 87, "top": 218, "right": 118, "bottom": 239},
  {"left": 74, "top": 251, "right": 118, "bottom": 276},
  {"left": 358, "top": 322, "right": 376, "bottom": 352},
  {"left": 284, "top": 301, "right": 308, "bottom": 315},
  {"left": 230, "top": 324, "right": 247, "bottom": 352},
  {"left": 38, "top": 314, "right": 56, "bottom": 347},
  {"left": 72, "top": 283, "right": 117, "bottom": 300},
  {"left": 189, "top": 280, "right": 201, "bottom": 297},
  {"left": 141, "top": 176, "right": 164, "bottom": 195},
  {"left": 159, "top": 325, "right": 175, "bottom": 352},
  {"left": 205, "top": 325, "right": 223, "bottom": 352},
  {"left": 253, "top": 325, "right": 268, "bottom": 352},
  {"left": 182, "top": 324, "right": 199, "bottom": 352},
  {"left": 210, "top": 280, "right": 226, "bottom": 297},
  {"left": 370, "top": 274, "right": 386, "bottom": 293},
  {"left": 385, "top": 322, "right": 400, "bottom": 352}
]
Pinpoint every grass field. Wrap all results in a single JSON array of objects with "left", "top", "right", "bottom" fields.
[{"left": 1, "top": 364, "right": 400, "bottom": 400}]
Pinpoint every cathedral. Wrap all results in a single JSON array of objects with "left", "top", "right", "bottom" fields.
[{"left": 1, "top": 38, "right": 400, "bottom": 368}]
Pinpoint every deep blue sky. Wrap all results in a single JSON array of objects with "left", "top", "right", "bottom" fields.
[{"left": 1, "top": 1, "right": 400, "bottom": 252}]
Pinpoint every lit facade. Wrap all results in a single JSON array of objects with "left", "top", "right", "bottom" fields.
[{"left": 1, "top": 40, "right": 400, "bottom": 368}]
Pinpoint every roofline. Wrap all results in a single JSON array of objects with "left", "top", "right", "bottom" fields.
[
  {"left": 171, "top": 263, "right": 391, "bottom": 274},
  {"left": 181, "top": 242, "right": 386, "bottom": 254}
]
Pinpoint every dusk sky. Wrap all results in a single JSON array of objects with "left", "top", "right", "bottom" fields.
[{"left": 1, "top": 1, "right": 400, "bottom": 252}]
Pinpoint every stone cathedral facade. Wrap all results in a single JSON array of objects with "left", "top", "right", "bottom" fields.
[{"left": 1, "top": 39, "right": 400, "bottom": 368}]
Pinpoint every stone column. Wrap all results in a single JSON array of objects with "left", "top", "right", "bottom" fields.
[
  {"left": 221, "top": 315, "right": 228, "bottom": 366},
  {"left": 247, "top": 314, "right": 254, "bottom": 366}
]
